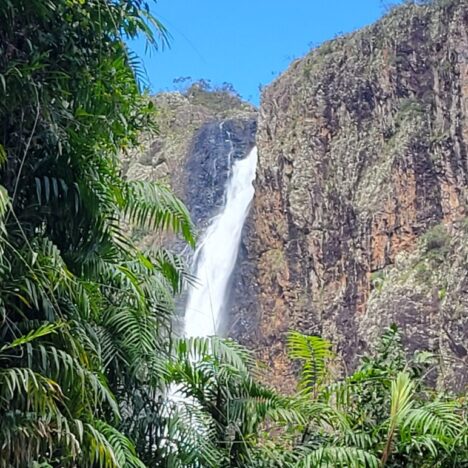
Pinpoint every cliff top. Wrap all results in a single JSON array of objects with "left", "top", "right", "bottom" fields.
[{"left": 264, "top": 0, "right": 466, "bottom": 100}]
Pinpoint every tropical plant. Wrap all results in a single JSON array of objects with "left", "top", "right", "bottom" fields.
[
  {"left": 281, "top": 327, "right": 468, "bottom": 467},
  {"left": 158, "top": 328, "right": 466, "bottom": 467},
  {"left": 126, "top": 336, "right": 306, "bottom": 467},
  {"left": 0, "top": 0, "right": 195, "bottom": 466},
  {"left": 1, "top": 1, "right": 467, "bottom": 467}
]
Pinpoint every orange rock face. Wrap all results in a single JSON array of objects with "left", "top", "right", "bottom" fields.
[{"left": 229, "top": 0, "right": 468, "bottom": 391}]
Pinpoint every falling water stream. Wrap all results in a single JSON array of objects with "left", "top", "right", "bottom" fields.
[{"left": 184, "top": 146, "right": 258, "bottom": 337}]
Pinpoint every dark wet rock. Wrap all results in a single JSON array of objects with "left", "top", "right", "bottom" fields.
[{"left": 185, "top": 119, "right": 257, "bottom": 228}]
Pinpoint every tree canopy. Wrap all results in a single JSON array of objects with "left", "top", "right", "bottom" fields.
[{"left": 0, "top": 0, "right": 193, "bottom": 465}]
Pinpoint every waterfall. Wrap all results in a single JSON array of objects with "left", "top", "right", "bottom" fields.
[{"left": 184, "top": 146, "right": 258, "bottom": 337}]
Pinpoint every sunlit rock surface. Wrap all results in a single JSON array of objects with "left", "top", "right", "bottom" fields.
[
  {"left": 124, "top": 87, "right": 256, "bottom": 246},
  {"left": 229, "top": 0, "right": 468, "bottom": 392}
]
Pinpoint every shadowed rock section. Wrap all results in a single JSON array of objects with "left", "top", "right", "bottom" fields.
[
  {"left": 185, "top": 119, "right": 257, "bottom": 229},
  {"left": 124, "top": 90, "right": 256, "bottom": 246},
  {"left": 124, "top": 88, "right": 257, "bottom": 332},
  {"left": 229, "top": 0, "right": 468, "bottom": 392}
]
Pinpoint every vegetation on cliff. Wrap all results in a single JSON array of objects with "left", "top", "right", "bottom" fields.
[
  {"left": 235, "top": 0, "right": 468, "bottom": 393},
  {"left": 269, "top": 327, "right": 468, "bottom": 467}
]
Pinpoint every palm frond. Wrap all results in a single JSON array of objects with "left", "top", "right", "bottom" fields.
[
  {"left": 88, "top": 420, "right": 146, "bottom": 468},
  {"left": 0, "top": 184, "right": 9, "bottom": 218},
  {"left": 0, "top": 368, "right": 63, "bottom": 415},
  {"left": 297, "top": 446, "right": 380, "bottom": 468},
  {"left": 0, "top": 412, "right": 80, "bottom": 466},
  {"left": 0, "top": 322, "right": 63, "bottom": 352},
  {"left": 124, "top": 180, "right": 195, "bottom": 247},
  {"left": 288, "top": 331, "right": 334, "bottom": 394},
  {"left": 173, "top": 336, "right": 254, "bottom": 375},
  {"left": 402, "top": 400, "right": 462, "bottom": 442},
  {"left": 157, "top": 401, "right": 223, "bottom": 468},
  {"left": 381, "top": 372, "right": 415, "bottom": 466}
]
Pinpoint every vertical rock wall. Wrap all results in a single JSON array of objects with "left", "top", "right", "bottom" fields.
[
  {"left": 124, "top": 90, "right": 256, "bottom": 246},
  {"left": 230, "top": 0, "right": 468, "bottom": 392}
]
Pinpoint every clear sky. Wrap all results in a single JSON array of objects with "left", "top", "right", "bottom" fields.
[{"left": 130, "top": 0, "right": 394, "bottom": 105}]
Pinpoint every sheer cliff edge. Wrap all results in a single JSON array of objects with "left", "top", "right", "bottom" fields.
[{"left": 229, "top": 0, "right": 468, "bottom": 392}]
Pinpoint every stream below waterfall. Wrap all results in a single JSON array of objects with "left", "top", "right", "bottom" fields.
[{"left": 184, "top": 146, "right": 258, "bottom": 337}]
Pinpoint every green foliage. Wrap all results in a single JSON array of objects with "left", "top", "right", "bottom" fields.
[
  {"left": 125, "top": 180, "right": 195, "bottom": 247},
  {"left": 120, "top": 335, "right": 307, "bottom": 467},
  {"left": 183, "top": 79, "right": 248, "bottom": 114},
  {"left": 215, "top": 328, "right": 450, "bottom": 467},
  {"left": 438, "top": 287, "right": 447, "bottom": 300},
  {"left": 281, "top": 327, "right": 468, "bottom": 467},
  {"left": 287, "top": 331, "right": 334, "bottom": 395},
  {"left": 296, "top": 447, "right": 380, "bottom": 467},
  {"left": 422, "top": 224, "right": 451, "bottom": 259},
  {"left": 461, "top": 216, "right": 468, "bottom": 233},
  {"left": 212, "top": 327, "right": 466, "bottom": 467},
  {"left": 316, "top": 41, "right": 335, "bottom": 57},
  {"left": 414, "top": 260, "right": 432, "bottom": 282},
  {"left": 395, "top": 98, "right": 426, "bottom": 126},
  {"left": 370, "top": 269, "right": 387, "bottom": 292},
  {"left": 0, "top": 1, "right": 195, "bottom": 466},
  {"left": 0, "top": 1, "right": 466, "bottom": 467}
]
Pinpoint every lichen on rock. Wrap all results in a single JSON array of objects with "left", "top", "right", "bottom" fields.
[{"left": 229, "top": 0, "right": 468, "bottom": 392}]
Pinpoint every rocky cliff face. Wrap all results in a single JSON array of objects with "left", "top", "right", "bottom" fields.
[
  {"left": 124, "top": 86, "right": 256, "bottom": 247},
  {"left": 230, "top": 0, "right": 468, "bottom": 392}
]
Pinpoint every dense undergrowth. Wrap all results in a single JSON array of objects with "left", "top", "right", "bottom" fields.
[{"left": 0, "top": 0, "right": 466, "bottom": 466}]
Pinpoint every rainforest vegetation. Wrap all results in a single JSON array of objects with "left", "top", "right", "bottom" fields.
[{"left": 0, "top": 0, "right": 466, "bottom": 466}]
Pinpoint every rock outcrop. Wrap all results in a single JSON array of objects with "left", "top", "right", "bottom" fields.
[
  {"left": 124, "top": 85, "right": 256, "bottom": 247},
  {"left": 230, "top": 0, "right": 468, "bottom": 392}
]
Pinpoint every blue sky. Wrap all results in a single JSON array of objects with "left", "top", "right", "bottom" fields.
[{"left": 131, "top": 1, "right": 393, "bottom": 105}]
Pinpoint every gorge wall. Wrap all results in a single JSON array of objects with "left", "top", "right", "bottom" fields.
[
  {"left": 126, "top": 0, "right": 468, "bottom": 393},
  {"left": 229, "top": 0, "right": 468, "bottom": 392},
  {"left": 124, "top": 85, "right": 256, "bottom": 248}
]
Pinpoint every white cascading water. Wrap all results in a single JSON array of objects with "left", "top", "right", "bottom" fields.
[{"left": 184, "top": 146, "right": 258, "bottom": 337}]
